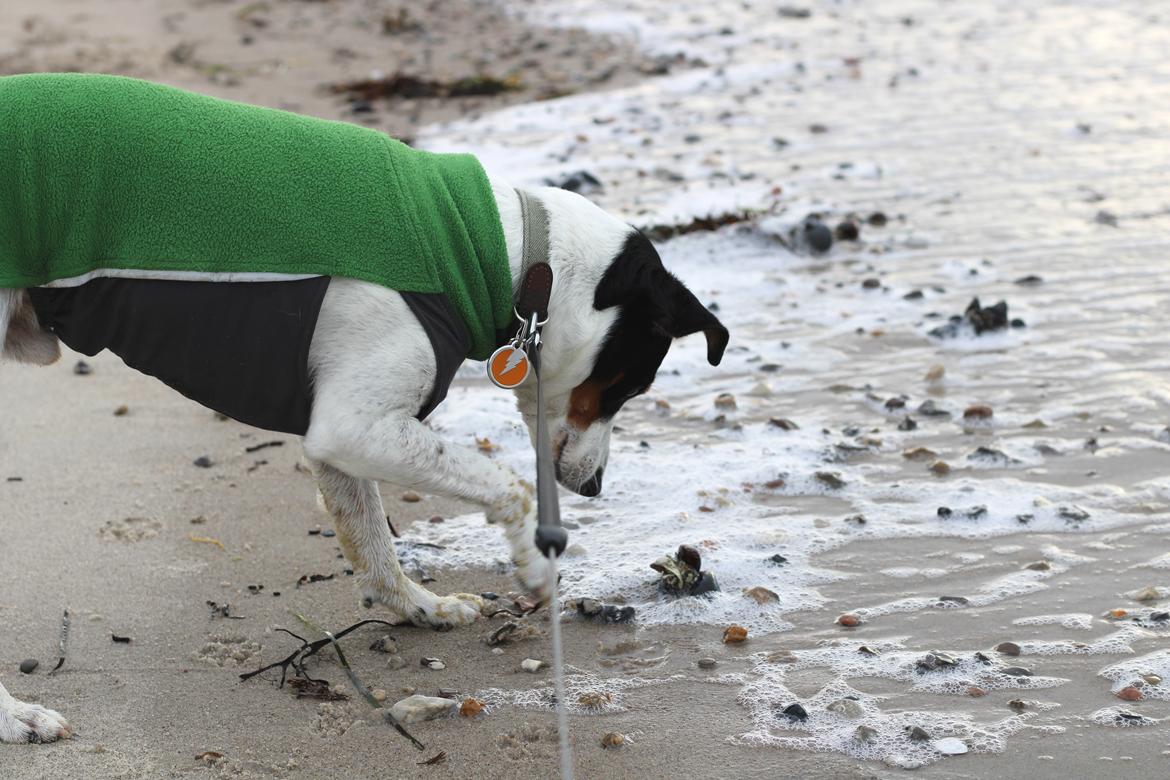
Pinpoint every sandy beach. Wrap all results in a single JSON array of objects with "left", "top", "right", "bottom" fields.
[{"left": 4, "top": 0, "right": 1170, "bottom": 778}]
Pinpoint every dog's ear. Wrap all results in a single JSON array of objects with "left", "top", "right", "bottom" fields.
[{"left": 595, "top": 233, "right": 730, "bottom": 366}]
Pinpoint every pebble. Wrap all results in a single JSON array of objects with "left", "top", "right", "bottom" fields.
[
  {"left": 996, "top": 641, "right": 1021, "bottom": 656},
  {"left": 371, "top": 688, "right": 387, "bottom": 702},
  {"left": 835, "top": 218, "right": 860, "bottom": 241},
  {"left": 903, "top": 446, "right": 937, "bottom": 460},
  {"left": 714, "top": 393, "right": 738, "bottom": 411},
  {"left": 744, "top": 586, "right": 779, "bottom": 604},
  {"left": 897, "top": 416, "right": 917, "bottom": 431},
  {"left": 386, "top": 655, "right": 408, "bottom": 670},
  {"left": 924, "top": 364, "right": 945, "bottom": 382},
  {"left": 934, "top": 737, "right": 968, "bottom": 755},
  {"left": 917, "top": 399, "right": 950, "bottom": 417},
  {"left": 18, "top": 659, "right": 38, "bottom": 674},
  {"left": 804, "top": 217, "right": 833, "bottom": 253},
  {"left": 601, "top": 732, "right": 626, "bottom": 748},
  {"left": 388, "top": 695, "right": 458, "bottom": 724},
  {"left": 421, "top": 657, "right": 445, "bottom": 670},
  {"left": 1001, "top": 666, "right": 1033, "bottom": 677},
  {"left": 73, "top": 360, "right": 92, "bottom": 375},
  {"left": 1025, "top": 561, "right": 1051, "bottom": 571},
  {"left": 854, "top": 725, "right": 878, "bottom": 743},
  {"left": 401, "top": 490, "right": 422, "bottom": 502},
  {"left": 697, "top": 657, "right": 717, "bottom": 670},
  {"left": 827, "top": 698, "right": 863, "bottom": 719},
  {"left": 520, "top": 658, "right": 545, "bottom": 673},
  {"left": 906, "top": 725, "right": 931, "bottom": 741},
  {"left": 861, "top": 278, "right": 881, "bottom": 290},
  {"left": 929, "top": 460, "right": 951, "bottom": 476},
  {"left": 768, "top": 417, "right": 799, "bottom": 430},
  {"left": 837, "top": 613, "right": 861, "bottom": 627},
  {"left": 1141, "top": 674, "right": 1162, "bottom": 686},
  {"left": 867, "top": 212, "right": 888, "bottom": 227},
  {"left": 963, "top": 404, "right": 994, "bottom": 420},
  {"left": 193, "top": 455, "right": 214, "bottom": 468},
  {"left": 968, "top": 686, "right": 988, "bottom": 697},
  {"left": 369, "top": 635, "right": 398, "bottom": 654},
  {"left": 814, "top": 471, "right": 846, "bottom": 489},
  {"left": 722, "top": 625, "right": 748, "bottom": 643},
  {"left": 321, "top": 529, "right": 336, "bottom": 538},
  {"left": 113, "top": 404, "right": 129, "bottom": 416},
  {"left": 1130, "top": 585, "right": 1161, "bottom": 603},
  {"left": 1117, "top": 686, "right": 1143, "bottom": 701},
  {"left": 1008, "top": 699, "right": 1027, "bottom": 712},
  {"left": 779, "top": 703, "right": 808, "bottom": 722},
  {"left": 460, "top": 698, "right": 486, "bottom": 718}
]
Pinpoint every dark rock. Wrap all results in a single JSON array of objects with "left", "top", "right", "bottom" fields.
[
  {"left": 898, "top": 416, "right": 917, "bottom": 431},
  {"left": 321, "top": 529, "right": 336, "bottom": 538},
  {"left": 884, "top": 397, "right": 906, "bottom": 410},
  {"left": 916, "top": 399, "right": 949, "bottom": 417},
  {"left": 867, "top": 211, "right": 888, "bottom": 227},
  {"left": 545, "top": 170, "right": 603, "bottom": 195},
  {"left": 73, "top": 360, "right": 92, "bottom": 375},
  {"left": 193, "top": 456, "right": 214, "bottom": 468},
  {"left": 1095, "top": 210, "right": 1119, "bottom": 227},
  {"left": 1058, "top": 505, "right": 1090, "bottom": 522},
  {"left": 996, "top": 642, "right": 1021, "bottom": 656},
  {"left": 1001, "top": 666, "right": 1033, "bottom": 677},
  {"left": 861, "top": 278, "right": 881, "bottom": 290},
  {"left": 18, "top": 659, "right": 38, "bottom": 674},
  {"left": 480, "top": 592, "right": 499, "bottom": 601},
  {"left": 778, "top": 6, "right": 812, "bottom": 18},
  {"left": 768, "top": 417, "right": 799, "bottom": 430},
  {"left": 779, "top": 703, "right": 808, "bottom": 722},
  {"left": 804, "top": 217, "right": 833, "bottom": 253},
  {"left": 768, "top": 554, "right": 788, "bottom": 565},
  {"left": 1014, "top": 275, "right": 1043, "bottom": 286},
  {"left": 969, "top": 446, "right": 1021, "bottom": 465},
  {"left": 930, "top": 297, "right": 1014, "bottom": 338},
  {"left": 814, "top": 471, "right": 846, "bottom": 489},
  {"left": 835, "top": 218, "right": 860, "bottom": 241},
  {"left": 906, "top": 725, "right": 931, "bottom": 741},
  {"left": 937, "top": 596, "right": 969, "bottom": 606},
  {"left": 599, "top": 605, "right": 636, "bottom": 624},
  {"left": 677, "top": 544, "right": 702, "bottom": 571},
  {"left": 903, "top": 289, "right": 925, "bottom": 300}
]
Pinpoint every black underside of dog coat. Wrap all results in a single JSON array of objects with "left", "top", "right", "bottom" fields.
[{"left": 28, "top": 278, "right": 468, "bottom": 435}]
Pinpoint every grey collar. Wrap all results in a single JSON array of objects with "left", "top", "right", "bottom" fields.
[{"left": 513, "top": 189, "right": 552, "bottom": 322}]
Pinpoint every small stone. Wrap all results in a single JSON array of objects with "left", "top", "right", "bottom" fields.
[
  {"left": 714, "top": 393, "right": 738, "bottom": 411},
  {"left": 421, "top": 657, "right": 445, "bottom": 670},
  {"left": 917, "top": 399, "right": 950, "bottom": 417},
  {"left": 697, "top": 657, "right": 717, "bottom": 670},
  {"left": 369, "top": 635, "right": 398, "bottom": 654},
  {"left": 929, "top": 460, "right": 951, "bottom": 476},
  {"left": 768, "top": 554, "right": 788, "bottom": 565},
  {"left": 722, "top": 625, "right": 748, "bottom": 644},
  {"left": 814, "top": 471, "right": 846, "bottom": 489},
  {"left": 601, "top": 732, "right": 626, "bottom": 748},
  {"left": 401, "top": 490, "right": 422, "bottom": 502},
  {"left": 113, "top": 404, "right": 129, "bottom": 416},
  {"left": 1001, "top": 666, "right": 1033, "bottom": 677},
  {"left": 858, "top": 645, "right": 880, "bottom": 656},
  {"left": 867, "top": 212, "right": 888, "bottom": 227},
  {"left": 804, "top": 218, "right": 833, "bottom": 253},
  {"left": 768, "top": 417, "right": 799, "bottom": 430},
  {"left": 934, "top": 737, "right": 968, "bottom": 755},
  {"left": 897, "top": 416, "right": 917, "bottom": 431},
  {"left": 1117, "top": 687, "right": 1143, "bottom": 701},
  {"left": 1058, "top": 505, "right": 1090, "bottom": 522},
  {"left": 937, "top": 596, "right": 969, "bottom": 606},
  {"left": 906, "top": 725, "right": 931, "bottom": 741},
  {"left": 854, "top": 725, "right": 878, "bottom": 743},
  {"left": 371, "top": 688, "right": 387, "bottom": 702},
  {"left": 520, "top": 658, "right": 545, "bottom": 673},
  {"left": 827, "top": 699, "right": 863, "bottom": 719},
  {"left": 1008, "top": 699, "right": 1026, "bottom": 712},
  {"left": 1141, "top": 674, "right": 1162, "bottom": 686},
  {"left": 388, "top": 694, "right": 457, "bottom": 724},
  {"left": 903, "top": 446, "right": 937, "bottom": 461},
  {"left": 835, "top": 218, "right": 861, "bottom": 241},
  {"left": 996, "top": 642, "right": 1021, "bottom": 656},
  {"left": 968, "top": 686, "right": 987, "bottom": 697},
  {"left": 321, "top": 529, "right": 336, "bottom": 538},
  {"left": 861, "top": 278, "right": 881, "bottom": 290},
  {"left": 73, "top": 360, "right": 92, "bottom": 375},
  {"left": 924, "top": 364, "right": 945, "bottom": 382},
  {"left": 386, "top": 654, "right": 408, "bottom": 670},
  {"left": 1015, "top": 275, "right": 1043, "bottom": 286},
  {"left": 1025, "top": 561, "right": 1051, "bottom": 571},
  {"left": 18, "top": 659, "right": 38, "bottom": 674},
  {"left": 578, "top": 598, "right": 603, "bottom": 617},
  {"left": 837, "top": 613, "right": 861, "bottom": 627},
  {"left": 744, "top": 586, "right": 779, "bottom": 604},
  {"left": 193, "top": 455, "right": 214, "bottom": 468},
  {"left": 459, "top": 698, "right": 486, "bottom": 718},
  {"left": 963, "top": 405, "right": 994, "bottom": 420},
  {"left": 654, "top": 398, "right": 671, "bottom": 415},
  {"left": 1130, "top": 586, "right": 1161, "bottom": 603},
  {"left": 779, "top": 703, "right": 808, "bottom": 722}
]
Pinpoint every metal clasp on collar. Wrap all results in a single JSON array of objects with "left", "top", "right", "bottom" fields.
[{"left": 487, "top": 310, "right": 543, "bottom": 389}]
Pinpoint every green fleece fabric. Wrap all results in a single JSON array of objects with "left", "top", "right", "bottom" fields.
[{"left": 0, "top": 73, "right": 511, "bottom": 360}]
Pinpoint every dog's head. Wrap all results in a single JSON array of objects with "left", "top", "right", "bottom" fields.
[{"left": 511, "top": 189, "right": 728, "bottom": 497}]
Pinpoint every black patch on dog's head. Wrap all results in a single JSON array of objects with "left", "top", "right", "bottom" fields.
[{"left": 572, "top": 231, "right": 728, "bottom": 424}]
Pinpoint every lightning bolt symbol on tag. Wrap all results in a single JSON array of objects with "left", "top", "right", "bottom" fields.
[{"left": 503, "top": 349, "right": 526, "bottom": 374}]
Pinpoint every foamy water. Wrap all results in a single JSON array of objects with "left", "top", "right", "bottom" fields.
[{"left": 409, "top": 0, "right": 1170, "bottom": 769}]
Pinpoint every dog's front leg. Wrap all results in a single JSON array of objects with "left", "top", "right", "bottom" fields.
[
  {"left": 304, "top": 415, "right": 551, "bottom": 610},
  {"left": 0, "top": 679, "right": 70, "bottom": 744},
  {"left": 312, "top": 462, "right": 483, "bottom": 629}
]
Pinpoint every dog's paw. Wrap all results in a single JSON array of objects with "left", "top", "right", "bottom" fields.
[
  {"left": 409, "top": 592, "right": 485, "bottom": 631},
  {"left": 0, "top": 697, "right": 71, "bottom": 744},
  {"left": 514, "top": 553, "right": 554, "bottom": 606}
]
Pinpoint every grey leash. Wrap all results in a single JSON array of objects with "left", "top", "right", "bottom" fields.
[{"left": 490, "top": 189, "right": 573, "bottom": 780}]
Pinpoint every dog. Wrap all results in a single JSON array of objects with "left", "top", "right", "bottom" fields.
[{"left": 0, "top": 78, "right": 728, "bottom": 745}]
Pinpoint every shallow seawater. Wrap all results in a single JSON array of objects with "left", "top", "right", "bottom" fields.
[{"left": 414, "top": 0, "right": 1170, "bottom": 770}]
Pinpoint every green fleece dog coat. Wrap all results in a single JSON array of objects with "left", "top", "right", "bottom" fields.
[{"left": 0, "top": 73, "right": 512, "bottom": 360}]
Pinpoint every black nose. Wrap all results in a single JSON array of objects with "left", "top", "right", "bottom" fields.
[{"left": 577, "top": 469, "right": 603, "bottom": 497}]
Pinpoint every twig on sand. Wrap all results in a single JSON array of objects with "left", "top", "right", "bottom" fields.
[
  {"left": 239, "top": 616, "right": 425, "bottom": 750},
  {"left": 48, "top": 609, "right": 70, "bottom": 675}
]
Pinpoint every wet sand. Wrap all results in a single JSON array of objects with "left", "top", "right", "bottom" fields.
[{"left": 5, "top": 0, "right": 1170, "bottom": 778}]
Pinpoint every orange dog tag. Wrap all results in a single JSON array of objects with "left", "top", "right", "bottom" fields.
[{"left": 488, "top": 344, "right": 531, "bottom": 389}]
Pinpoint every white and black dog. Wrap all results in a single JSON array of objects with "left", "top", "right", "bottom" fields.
[{"left": 0, "top": 176, "right": 728, "bottom": 743}]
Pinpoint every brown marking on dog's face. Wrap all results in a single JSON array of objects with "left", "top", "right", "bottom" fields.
[{"left": 566, "top": 374, "right": 624, "bottom": 431}]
